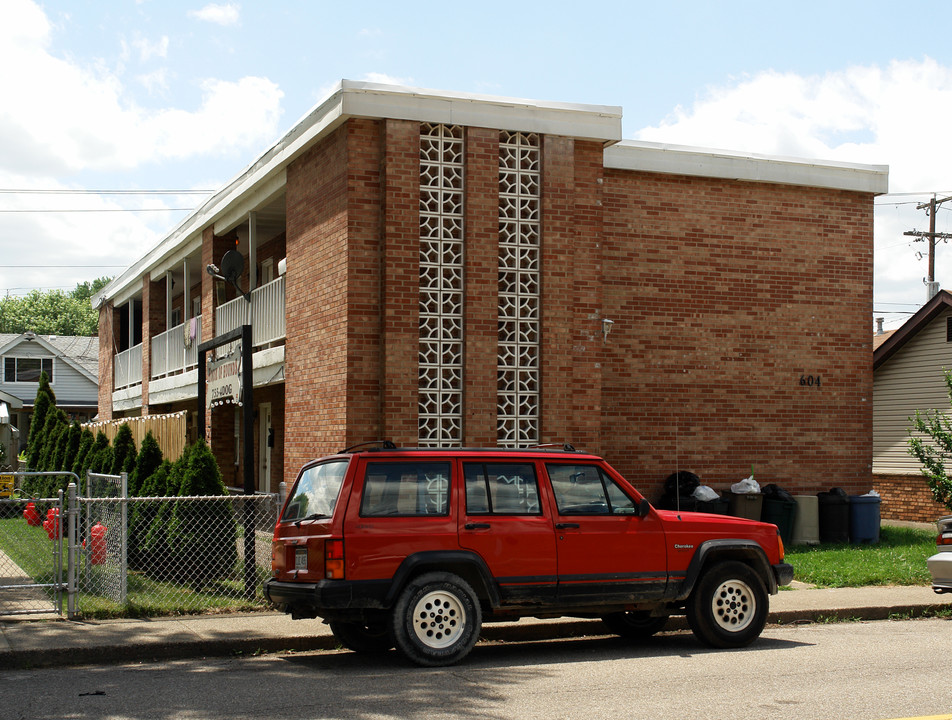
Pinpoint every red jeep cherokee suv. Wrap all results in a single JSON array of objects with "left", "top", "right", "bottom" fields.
[{"left": 264, "top": 444, "right": 793, "bottom": 666}]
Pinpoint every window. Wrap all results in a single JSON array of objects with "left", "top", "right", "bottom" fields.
[
  {"left": 946, "top": 316, "right": 952, "bottom": 342},
  {"left": 282, "top": 460, "right": 349, "bottom": 522},
  {"left": 546, "top": 464, "right": 637, "bottom": 515},
  {"left": 360, "top": 461, "right": 451, "bottom": 517},
  {"left": 465, "top": 462, "right": 540, "bottom": 515},
  {"left": 3, "top": 357, "right": 53, "bottom": 384}
]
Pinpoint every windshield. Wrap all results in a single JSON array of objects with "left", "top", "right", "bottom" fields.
[{"left": 282, "top": 460, "right": 349, "bottom": 522}]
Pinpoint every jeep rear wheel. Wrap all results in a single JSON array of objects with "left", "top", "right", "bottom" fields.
[
  {"left": 391, "top": 572, "right": 481, "bottom": 667},
  {"left": 602, "top": 611, "right": 669, "bottom": 639},
  {"left": 329, "top": 617, "right": 393, "bottom": 653},
  {"left": 687, "top": 561, "right": 767, "bottom": 648}
]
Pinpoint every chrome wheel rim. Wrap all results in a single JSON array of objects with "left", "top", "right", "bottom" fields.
[
  {"left": 411, "top": 590, "right": 465, "bottom": 649},
  {"left": 711, "top": 579, "right": 755, "bottom": 632}
]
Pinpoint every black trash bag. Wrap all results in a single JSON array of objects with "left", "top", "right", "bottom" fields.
[
  {"left": 663, "top": 471, "right": 700, "bottom": 497},
  {"left": 819, "top": 487, "right": 849, "bottom": 498},
  {"left": 762, "top": 484, "right": 795, "bottom": 502}
]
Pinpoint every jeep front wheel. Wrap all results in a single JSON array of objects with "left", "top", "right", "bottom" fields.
[
  {"left": 687, "top": 561, "right": 767, "bottom": 648},
  {"left": 391, "top": 572, "right": 482, "bottom": 667}
]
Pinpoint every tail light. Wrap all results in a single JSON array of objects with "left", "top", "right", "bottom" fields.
[
  {"left": 325, "top": 539, "right": 345, "bottom": 579},
  {"left": 938, "top": 533, "right": 952, "bottom": 547}
]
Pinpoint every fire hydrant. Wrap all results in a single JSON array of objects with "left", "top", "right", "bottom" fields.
[{"left": 90, "top": 523, "right": 107, "bottom": 565}]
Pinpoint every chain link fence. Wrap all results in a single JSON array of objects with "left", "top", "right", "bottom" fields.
[{"left": 0, "top": 471, "right": 282, "bottom": 619}]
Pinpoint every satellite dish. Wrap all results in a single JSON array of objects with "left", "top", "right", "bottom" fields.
[{"left": 220, "top": 250, "right": 244, "bottom": 284}]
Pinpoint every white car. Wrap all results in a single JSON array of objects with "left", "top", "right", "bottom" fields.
[{"left": 927, "top": 515, "right": 952, "bottom": 594}]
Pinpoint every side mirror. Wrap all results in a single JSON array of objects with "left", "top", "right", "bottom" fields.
[{"left": 638, "top": 498, "right": 652, "bottom": 517}]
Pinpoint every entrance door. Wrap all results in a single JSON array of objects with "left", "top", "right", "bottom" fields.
[{"left": 258, "top": 402, "right": 272, "bottom": 493}]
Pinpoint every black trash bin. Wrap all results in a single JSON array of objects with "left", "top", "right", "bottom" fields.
[
  {"left": 761, "top": 485, "right": 797, "bottom": 546},
  {"left": 817, "top": 488, "right": 850, "bottom": 543}
]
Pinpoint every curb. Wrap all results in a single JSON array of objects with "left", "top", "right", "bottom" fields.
[{"left": 3, "top": 603, "right": 947, "bottom": 670}]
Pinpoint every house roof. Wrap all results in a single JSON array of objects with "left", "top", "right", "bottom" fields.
[
  {"left": 873, "top": 290, "right": 952, "bottom": 370},
  {"left": 0, "top": 333, "right": 99, "bottom": 382}
]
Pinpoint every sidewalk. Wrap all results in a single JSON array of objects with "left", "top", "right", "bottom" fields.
[{"left": 0, "top": 584, "right": 947, "bottom": 669}]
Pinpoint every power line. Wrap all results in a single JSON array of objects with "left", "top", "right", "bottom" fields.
[
  {"left": 0, "top": 189, "right": 214, "bottom": 194},
  {"left": 0, "top": 208, "right": 193, "bottom": 213}
]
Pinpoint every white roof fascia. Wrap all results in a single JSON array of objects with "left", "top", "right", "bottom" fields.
[
  {"left": 604, "top": 140, "right": 889, "bottom": 195},
  {"left": 99, "top": 81, "right": 623, "bottom": 306},
  {"left": 337, "top": 80, "right": 622, "bottom": 142}
]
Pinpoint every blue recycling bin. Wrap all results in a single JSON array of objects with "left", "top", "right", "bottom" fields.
[{"left": 849, "top": 495, "right": 881, "bottom": 544}]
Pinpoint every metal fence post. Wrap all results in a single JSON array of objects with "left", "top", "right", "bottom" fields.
[
  {"left": 120, "top": 472, "right": 128, "bottom": 606},
  {"left": 66, "top": 483, "right": 78, "bottom": 619},
  {"left": 54, "top": 489, "right": 64, "bottom": 616}
]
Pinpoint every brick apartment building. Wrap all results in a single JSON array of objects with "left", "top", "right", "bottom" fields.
[{"left": 94, "top": 80, "right": 888, "bottom": 501}]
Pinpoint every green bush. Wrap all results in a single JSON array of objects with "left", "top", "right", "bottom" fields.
[{"left": 158, "top": 440, "right": 237, "bottom": 589}]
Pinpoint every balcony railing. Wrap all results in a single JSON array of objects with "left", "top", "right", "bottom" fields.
[
  {"left": 151, "top": 315, "right": 202, "bottom": 379},
  {"left": 114, "top": 343, "right": 142, "bottom": 390},
  {"left": 214, "top": 275, "right": 286, "bottom": 348}
]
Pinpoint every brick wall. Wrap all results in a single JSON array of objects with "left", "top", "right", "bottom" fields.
[
  {"left": 600, "top": 171, "right": 874, "bottom": 501},
  {"left": 874, "top": 473, "right": 948, "bottom": 522}
]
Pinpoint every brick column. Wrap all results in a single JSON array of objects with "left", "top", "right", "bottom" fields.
[
  {"left": 97, "top": 302, "right": 119, "bottom": 421},
  {"left": 381, "top": 118, "right": 420, "bottom": 446},
  {"left": 141, "top": 275, "right": 167, "bottom": 414},
  {"left": 463, "top": 127, "right": 499, "bottom": 446},
  {"left": 540, "top": 136, "right": 605, "bottom": 453}
]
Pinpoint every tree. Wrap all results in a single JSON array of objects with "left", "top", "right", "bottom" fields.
[
  {"left": 110, "top": 424, "right": 137, "bottom": 477},
  {"left": 908, "top": 369, "right": 952, "bottom": 512},
  {"left": 26, "top": 371, "right": 55, "bottom": 469},
  {"left": 130, "top": 431, "right": 163, "bottom": 498},
  {"left": 0, "top": 277, "right": 111, "bottom": 336}
]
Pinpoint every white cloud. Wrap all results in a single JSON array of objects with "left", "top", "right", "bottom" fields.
[
  {"left": 0, "top": 1, "right": 283, "bottom": 174},
  {"left": 634, "top": 58, "right": 952, "bottom": 329},
  {"left": 188, "top": 3, "right": 240, "bottom": 27}
]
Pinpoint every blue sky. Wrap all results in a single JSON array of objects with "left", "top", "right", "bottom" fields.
[{"left": 3, "top": 1, "right": 952, "bottom": 330}]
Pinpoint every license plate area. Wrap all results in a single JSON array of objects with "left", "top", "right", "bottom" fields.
[{"left": 294, "top": 547, "right": 308, "bottom": 571}]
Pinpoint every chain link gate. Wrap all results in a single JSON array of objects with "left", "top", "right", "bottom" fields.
[{"left": 0, "top": 471, "right": 76, "bottom": 617}]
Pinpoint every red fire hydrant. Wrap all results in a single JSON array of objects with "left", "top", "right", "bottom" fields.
[
  {"left": 23, "top": 502, "right": 41, "bottom": 527},
  {"left": 43, "top": 508, "right": 61, "bottom": 540},
  {"left": 90, "top": 523, "right": 107, "bottom": 565}
]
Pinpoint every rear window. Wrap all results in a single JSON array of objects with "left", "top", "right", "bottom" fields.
[
  {"left": 282, "top": 460, "right": 349, "bottom": 522},
  {"left": 360, "top": 461, "right": 451, "bottom": 517}
]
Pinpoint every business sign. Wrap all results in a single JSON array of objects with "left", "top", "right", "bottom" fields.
[{"left": 206, "top": 353, "right": 242, "bottom": 408}]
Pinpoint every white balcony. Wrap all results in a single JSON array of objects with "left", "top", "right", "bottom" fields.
[
  {"left": 114, "top": 343, "right": 142, "bottom": 390},
  {"left": 214, "top": 275, "right": 286, "bottom": 349},
  {"left": 151, "top": 316, "right": 202, "bottom": 380}
]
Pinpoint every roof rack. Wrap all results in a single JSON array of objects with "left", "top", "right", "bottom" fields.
[
  {"left": 529, "top": 443, "right": 577, "bottom": 452},
  {"left": 340, "top": 440, "right": 397, "bottom": 453}
]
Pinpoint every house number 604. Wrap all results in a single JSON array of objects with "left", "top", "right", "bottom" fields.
[{"left": 799, "top": 375, "right": 821, "bottom": 387}]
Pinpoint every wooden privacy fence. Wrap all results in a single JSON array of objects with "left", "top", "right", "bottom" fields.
[{"left": 83, "top": 411, "right": 188, "bottom": 463}]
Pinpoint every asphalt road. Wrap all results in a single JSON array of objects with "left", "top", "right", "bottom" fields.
[{"left": 2, "top": 618, "right": 949, "bottom": 720}]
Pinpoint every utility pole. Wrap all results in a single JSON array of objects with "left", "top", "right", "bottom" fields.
[{"left": 904, "top": 194, "right": 952, "bottom": 299}]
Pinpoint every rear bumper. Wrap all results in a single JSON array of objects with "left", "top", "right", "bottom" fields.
[
  {"left": 773, "top": 562, "right": 795, "bottom": 588},
  {"left": 263, "top": 578, "right": 389, "bottom": 614}
]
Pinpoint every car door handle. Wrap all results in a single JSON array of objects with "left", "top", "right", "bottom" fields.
[
  {"left": 465, "top": 523, "right": 491, "bottom": 530},
  {"left": 556, "top": 522, "right": 580, "bottom": 529}
]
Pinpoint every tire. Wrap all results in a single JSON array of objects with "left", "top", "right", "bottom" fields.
[
  {"left": 601, "top": 611, "right": 669, "bottom": 639},
  {"left": 390, "top": 571, "right": 482, "bottom": 667},
  {"left": 329, "top": 617, "right": 393, "bottom": 653},
  {"left": 687, "top": 561, "right": 768, "bottom": 648}
]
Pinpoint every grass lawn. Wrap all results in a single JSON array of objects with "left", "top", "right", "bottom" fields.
[{"left": 785, "top": 524, "right": 936, "bottom": 588}]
